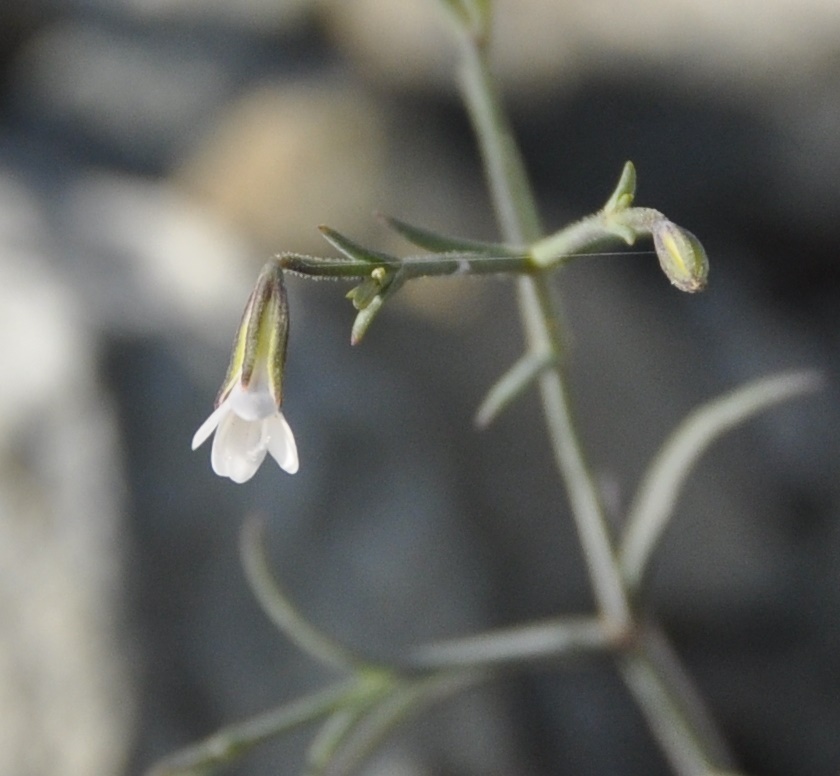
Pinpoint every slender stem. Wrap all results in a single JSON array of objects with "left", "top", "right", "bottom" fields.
[
  {"left": 146, "top": 680, "right": 363, "bottom": 776},
  {"left": 323, "top": 670, "right": 484, "bottom": 776},
  {"left": 449, "top": 14, "right": 743, "bottom": 774},
  {"left": 529, "top": 211, "right": 638, "bottom": 267},
  {"left": 458, "top": 40, "right": 541, "bottom": 244},
  {"left": 456, "top": 22, "right": 631, "bottom": 631},
  {"left": 618, "top": 652, "right": 717, "bottom": 776},
  {"left": 280, "top": 250, "right": 534, "bottom": 279},
  {"left": 405, "top": 616, "right": 610, "bottom": 671},
  {"left": 618, "top": 624, "right": 745, "bottom": 776},
  {"left": 524, "top": 278, "right": 632, "bottom": 629},
  {"left": 636, "top": 624, "right": 738, "bottom": 768},
  {"left": 305, "top": 707, "right": 369, "bottom": 776}
]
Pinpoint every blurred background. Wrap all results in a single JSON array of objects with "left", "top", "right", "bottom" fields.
[{"left": 1, "top": 1, "right": 839, "bottom": 774}]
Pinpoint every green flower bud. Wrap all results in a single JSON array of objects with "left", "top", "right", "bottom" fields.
[
  {"left": 346, "top": 267, "right": 390, "bottom": 311},
  {"left": 346, "top": 278, "right": 381, "bottom": 311},
  {"left": 652, "top": 220, "right": 709, "bottom": 293}
]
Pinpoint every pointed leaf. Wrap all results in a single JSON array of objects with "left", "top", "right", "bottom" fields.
[
  {"left": 145, "top": 681, "right": 361, "bottom": 776},
  {"left": 350, "top": 294, "right": 385, "bottom": 345},
  {"left": 319, "top": 226, "right": 397, "bottom": 265},
  {"left": 603, "top": 161, "right": 637, "bottom": 214},
  {"left": 380, "top": 213, "right": 521, "bottom": 256},
  {"left": 240, "top": 516, "right": 365, "bottom": 671},
  {"left": 619, "top": 370, "right": 822, "bottom": 591},
  {"left": 279, "top": 252, "right": 371, "bottom": 279},
  {"left": 475, "top": 351, "right": 554, "bottom": 428}
]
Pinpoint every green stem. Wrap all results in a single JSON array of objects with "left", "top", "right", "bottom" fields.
[
  {"left": 529, "top": 211, "right": 637, "bottom": 267},
  {"left": 619, "top": 625, "right": 743, "bottom": 776},
  {"left": 448, "top": 11, "right": 739, "bottom": 775},
  {"left": 458, "top": 40, "right": 541, "bottom": 244},
  {"left": 406, "top": 615, "right": 610, "bottom": 671},
  {"left": 456, "top": 21, "right": 631, "bottom": 631},
  {"left": 280, "top": 250, "right": 534, "bottom": 279},
  {"left": 321, "top": 671, "right": 483, "bottom": 775},
  {"left": 146, "top": 679, "right": 364, "bottom": 776}
]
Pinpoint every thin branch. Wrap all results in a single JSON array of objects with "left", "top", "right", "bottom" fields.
[
  {"left": 619, "top": 651, "right": 722, "bottom": 776},
  {"left": 405, "top": 616, "right": 611, "bottom": 671},
  {"left": 637, "top": 623, "right": 737, "bottom": 768},
  {"left": 618, "top": 624, "right": 749, "bottom": 776},
  {"left": 146, "top": 680, "right": 361, "bottom": 776},
  {"left": 322, "top": 671, "right": 484, "bottom": 776}
]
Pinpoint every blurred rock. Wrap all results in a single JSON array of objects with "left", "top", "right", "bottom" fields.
[
  {"left": 11, "top": 20, "right": 256, "bottom": 169},
  {"left": 34, "top": 0, "right": 311, "bottom": 33},
  {"left": 60, "top": 172, "right": 257, "bottom": 344},
  {"left": 0, "top": 176, "right": 133, "bottom": 776},
  {"left": 174, "top": 82, "right": 388, "bottom": 254},
  {"left": 321, "top": 0, "right": 840, "bottom": 98}
]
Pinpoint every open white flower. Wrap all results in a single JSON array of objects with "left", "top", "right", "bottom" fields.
[
  {"left": 192, "top": 260, "right": 298, "bottom": 483},
  {"left": 191, "top": 376, "right": 298, "bottom": 483}
]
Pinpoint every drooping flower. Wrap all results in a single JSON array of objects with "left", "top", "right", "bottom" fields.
[{"left": 191, "top": 260, "right": 298, "bottom": 483}]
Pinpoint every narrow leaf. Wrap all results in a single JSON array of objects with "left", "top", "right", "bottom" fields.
[
  {"left": 380, "top": 213, "right": 522, "bottom": 256},
  {"left": 475, "top": 351, "right": 554, "bottom": 428},
  {"left": 603, "top": 160, "right": 637, "bottom": 214},
  {"left": 619, "top": 370, "right": 822, "bottom": 591},
  {"left": 305, "top": 706, "right": 372, "bottom": 776},
  {"left": 279, "top": 252, "right": 371, "bottom": 279},
  {"left": 318, "top": 226, "right": 397, "bottom": 265},
  {"left": 241, "top": 515, "right": 365, "bottom": 671}
]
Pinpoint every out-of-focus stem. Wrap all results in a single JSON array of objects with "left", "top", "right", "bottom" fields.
[
  {"left": 456, "top": 26, "right": 631, "bottom": 632},
  {"left": 619, "top": 624, "right": 743, "bottom": 776},
  {"left": 446, "top": 10, "right": 740, "bottom": 775}
]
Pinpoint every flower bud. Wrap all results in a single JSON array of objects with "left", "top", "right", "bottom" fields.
[
  {"left": 652, "top": 220, "right": 709, "bottom": 293},
  {"left": 346, "top": 267, "right": 388, "bottom": 311}
]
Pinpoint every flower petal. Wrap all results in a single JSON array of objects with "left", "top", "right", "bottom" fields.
[
  {"left": 191, "top": 401, "right": 229, "bottom": 450},
  {"left": 228, "top": 379, "right": 276, "bottom": 421},
  {"left": 211, "top": 412, "right": 269, "bottom": 483},
  {"left": 266, "top": 412, "right": 299, "bottom": 474}
]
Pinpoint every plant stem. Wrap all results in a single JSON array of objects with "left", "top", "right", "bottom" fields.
[
  {"left": 619, "top": 624, "right": 743, "bottom": 776},
  {"left": 457, "top": 40, "right": 541, "bottom": 245},
  {"left": 449, "top": 12, "right": 739, "bottom": 774},
  {"left": 280, "top": 250, "right": 533, "bottom": 279},
  {"left": 146, "top": 679, "right": 364, "bottom": 776},
  {"left": 406, "top": 615, "right": 610, "bottom": 671},
  {"left": 456, "top": 27, "right": 631, "bottom": 632}
]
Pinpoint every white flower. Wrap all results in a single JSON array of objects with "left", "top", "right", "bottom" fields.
[
  {"left": 192, "top": 259, "right": 299, "bottom": 483},
  {"left": 191, "top": 379, "right": 298, "bottom": 484}
]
